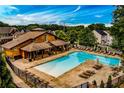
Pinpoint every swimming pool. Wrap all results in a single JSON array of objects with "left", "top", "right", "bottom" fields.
[{"left": 34, "top": 51, "right": 121, "bottom": 77}]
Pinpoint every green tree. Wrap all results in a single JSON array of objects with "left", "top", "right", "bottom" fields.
[
  {"left": 92, "top": 80, "right": 97, "bottom": 87},
  {"left": 111, "top": 5, "right": 124, "bottom": 53},
  {"left": 0, "top": 53, "right": 16, "bottom": 88},
  {"left": 66, "top": 30, "right": 79, "bottom": 44},
  {"left": 26, "top": 24, "right": 40, "bottom": 30},
  {"left": 88, "top": 23, "right": 106, "bottom": 31},
  {"left": 0, "top": 21, "right": 9, "bottom": 27},
  {"left": 79, "top": 28, "right": 96, "bottom": 46},
  {"left": 40, "top": 24, "right": 64, "bottom": 31},
  {"left": 13, "top": 25, "right": 26, "bottom": 31},
  {"left": 106, "top": 75, "right": 112, "bottom": 88},
  {"left": 55, "top": 30, "right": 69, "bottom": 41},
  {"left": 100, "top": 80, "right": 105, "bottom": 88}
]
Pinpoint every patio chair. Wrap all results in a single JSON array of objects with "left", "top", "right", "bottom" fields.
[
  {"left": 83, "top": 72, "right": 91, "bottom": 77},
  {"left": 79, "top": 74, "right": 89, "bottom": 79},
  {"left": 86, "top": 70, "right": 96, "bottom": 75},
  {"left": 103, "top": 50, "right": 107, "bottom": 54},
  {"left": 89, "top": 48, "right": 93, "bottom": 52},
  {"left": 93, "top": 64, "right": 103, "bottom": 70},
  {"left": 85, "top": 47, "right": 88, "bottom": 51},
  {"left": 78, "top": 46, "right": 81, "bottom": 50},
  {"left": 96, "top": 49, "right": 100, "bottom": 53},
  {"left": 112, "top": 71, "right": 119, "bottom": 77},
  {"left": 112, "top": 52, "right": 116, "bottom": 56},
  {"left": 83, "top": 47, "right": 87, "bottom": 50},
  {"left": 81, "top": 47, "right": 85, "bottom": 50}
]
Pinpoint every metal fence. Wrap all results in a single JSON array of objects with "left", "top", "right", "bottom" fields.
[
  {"left": 6, "top": 57, "right": 97, "bottom": 88},
  {"left": 73, "top": 82, "right": 89, "bottom": 88},
  {"left": 96, "top": 75, "right": 124, "bottom": 88},
  {"left": 6, "top": 57, "right": 53, "bottom": 88},
  {"left": 112, "top": 75, "right": 124, "bottom": 85}
]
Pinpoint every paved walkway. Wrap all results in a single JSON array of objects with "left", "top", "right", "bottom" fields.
[{"left": 6, "top": 62, "right": 30, "bottom": 88}]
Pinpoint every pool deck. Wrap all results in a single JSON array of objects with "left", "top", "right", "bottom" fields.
[
  {"left": 11, "top": 48, "right": 123, "bottom": 88},
  {"left": 27, "top": 60, "right": 113, "bottom": 87}
]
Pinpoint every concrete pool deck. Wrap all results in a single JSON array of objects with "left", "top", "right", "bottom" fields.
[
  {"left": 11, "top": 48, "right": 123, "bottom": 87},
  {"left": 12, "top": 48, "right": 121, "bottom": 69},
  {"left": 27, "top": 60, "right": 113, "bottom": 87}
]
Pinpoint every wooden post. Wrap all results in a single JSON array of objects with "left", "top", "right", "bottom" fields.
[{"left": 42, "top": 50, "right": 43, "bottom": 58}]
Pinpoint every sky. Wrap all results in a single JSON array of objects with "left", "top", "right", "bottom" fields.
[{"left": 0, "top": 5, "right": 116, "bottom": 26}]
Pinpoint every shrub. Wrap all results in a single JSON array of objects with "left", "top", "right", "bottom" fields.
[
  {"left": 100, "top": 80, "right": 105, "bottom": 88},
  {"left": 106, "top": 75, "right": 112, "bottom": 88}
]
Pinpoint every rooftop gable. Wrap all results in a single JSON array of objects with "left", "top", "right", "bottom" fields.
[
  {"left": 95, "top": 30, "right": 107, "bottom": 36},
  {"left": 1, "top": 31, "right": 46, "bottom": 49},
  {"left": 0, "top": 27, "right": 17, "bottom": 34},
  {"left": 21, "top": 42, "right": 52, "bottom": 52}
]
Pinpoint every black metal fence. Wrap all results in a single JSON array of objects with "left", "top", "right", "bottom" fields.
[
  {"left": 6, "top": 57, "right": 53, "bottom": 88},
  {"left": 73, "top": 82, "right": 89, "bottom": 88},
  {"left": 6, "top": 57, "right": 101, "bottom": 88}
]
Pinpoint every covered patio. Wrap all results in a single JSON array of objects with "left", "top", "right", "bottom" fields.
[
  {"left": 21, "top": 42, "right": 52, "bottom": 61},
  {"left": 49, "top": 40, "right": 70, "bottom": 54},
  {"left": 20, "top": 40, "right": 70, "bottom": 61}
]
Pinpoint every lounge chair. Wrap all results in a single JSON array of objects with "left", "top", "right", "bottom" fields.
[
  {"left": 79, "top": 46, "right": 82, "bottom": 50},
  {"left": 82, "top": 47, "right": 85, "bottom": 50},
  {"left": 80, "top": 46, "right": 84, "bottom": 50},
  {"left": 79, "top": 74, "right": 89, "bottom": 79},
  {"left": 112, "top": 52, "right": 116, "bottom": 56},
  {"left": 93, "top": 64, "right": 103, "bottom": 70},
  {"left": 103, "top": 50, "right": 107, "bottom": 54},
  {"left": 84, "top": 47, "right": 87, "bottom": 50},
  {"left": 111, "top": 67, "right": 118, "bottom": 71},
  {"left": 107, "top": 51, "right": 112, "bottom": 55},
  {"left": 83, "top": 72, "right": 91, "bottom": 76},
  {"left": 96, "top": 49, "right": 100, "bottom": 53},
  {"left": 89, "top": 48, "right": 93, "bottom": 52},
  {"left": 73, "top": 45, "right": 76, "bottom": 48},
  {"left": 86, "top": 70, "right": 96, "bottom": 75},
  {"left": 85, "top": 47, "right": 89, "bottom": 51},
  {"left": 112, "top": 71, "right": 119, "bottom": 77},
  {"left": 98, "top": 49, "right": 100, "bottom": 52}
]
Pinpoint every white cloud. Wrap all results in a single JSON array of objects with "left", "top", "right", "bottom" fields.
[
  {"left": 0, "top": 5, "right": 19, "bottom": 15},
  {"left": 9, "top": 6, "right": 18, "bottom": 10},
  {"left": 72, "top": 6, "right": 81, "bottom": 13},
  {"left": 66, "top": 23, "right": 90, "bottom": 27},
  {"left": 0, "top": 7, "right": 74, "bottom": 25},
  {"left": 105, "top": 24, "right": 112, "bottom": 27},
  {"left": 95, "top": 14, "right": 103, "bottom": 18},
  {"left": 0, "top": 6, "right": 112, "bottom": 26},
  {"left": 2, "top": 11, "right": 66, "bottom": 25}
]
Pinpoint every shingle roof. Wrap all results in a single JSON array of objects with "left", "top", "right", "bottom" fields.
[
  {"left": 21, "top": 42, "right": 52, "bottom": 52},
  {"left": 0, "top": 27, "right": 17, "bottom": 34},
  {"left": 95, "top": 30, "right": 107, "bottom": 36},
  {"left": 50, "top": 40, "right": 69, "bottom": 47},
  {"left": 1, "top": 31, "right": 46, "bottom": 49},
  {"left": 0, "top": 36, "right": 13, "bottom": 40}
]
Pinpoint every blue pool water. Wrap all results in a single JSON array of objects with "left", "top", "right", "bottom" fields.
[{"left": 34, "top": 51, "right": 121, "bottom": 77}]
